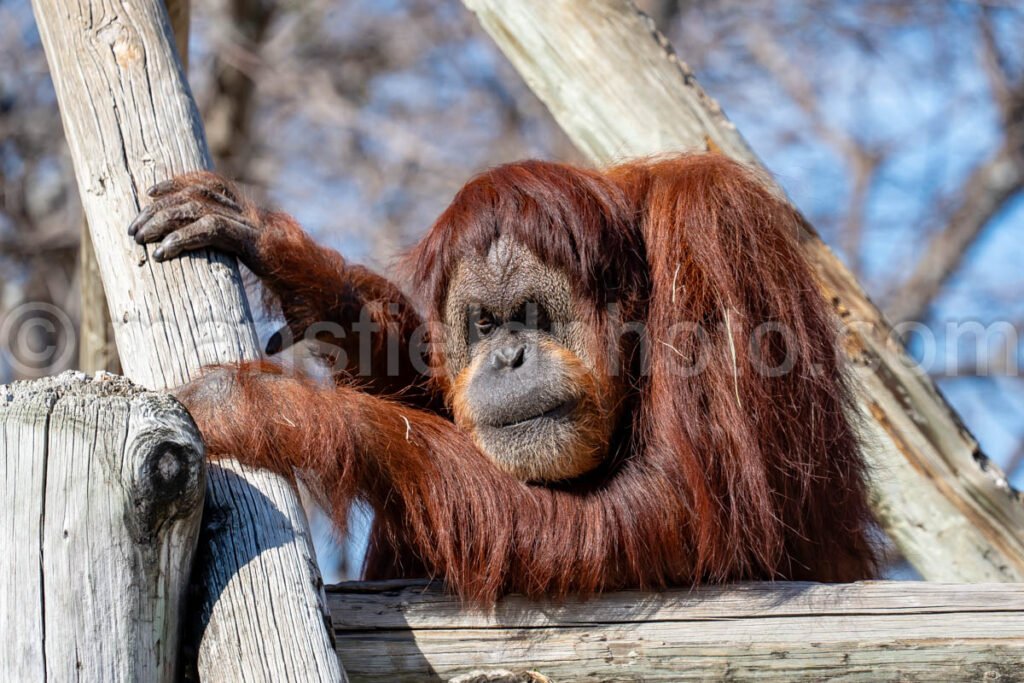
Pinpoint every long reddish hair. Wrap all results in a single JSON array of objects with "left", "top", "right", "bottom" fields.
[
  {"left": 409, "top": 153, "right": 876, "bottom": 583},
  {"left": 189, "top": 154, "right": 877, "bottom": 606}
]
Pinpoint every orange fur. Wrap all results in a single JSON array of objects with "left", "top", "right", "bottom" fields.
[{"left": 180, "top": 153, "right": 878, "bottom": 604}]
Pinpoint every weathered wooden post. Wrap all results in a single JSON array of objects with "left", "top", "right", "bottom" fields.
[
  {"left": 460, "top": 0, "right": 1024, "bottom": 582},
  {"left": 79, "top": 0, "right": 190, "bottom": 377},
  {"left": 28, "top": 0, "right": 343, "bottom": 679},
  {"left": 79, "top": 0, "right": 188, "bottom": 377},
  {"left": 0, "top": 372, "right": 205, "bottom": 681}
]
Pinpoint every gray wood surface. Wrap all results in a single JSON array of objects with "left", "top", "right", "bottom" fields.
[
  {"left": 79, "top": 227, "right": 121, "bottom": 374},
  {"left": 460, "top": 0, "right": 1024, "bottom": 582},
  {"left": 78, "top": 0, "right": 186, "bottom": 376},
  {"left": 0, "top": 372, "right": 205, "bottom": 681},
  {"left": 29, "top": 1, "right": 343, "bottom": 679},
  {"left": 329, "top": 579, "right": 1024, "bottom": 681}
]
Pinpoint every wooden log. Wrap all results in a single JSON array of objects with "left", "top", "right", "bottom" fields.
[
  {"left": 460, "top": 0, "right": 1024, "bottom": 582},
  {"left": 79, "top": 228, "right": 122, "bottom": 374},
  {"left": 78, "top": 0, "right": 186, "bottom": 376},
  {"left": 0, "top": 372, "right": 205, "bottom": 681},
  {"left": 329, "top": 579, "right": 1024, "bottom": 682},
  {"left": 29, "top": 1, "right": 344, "bottom": 680}
]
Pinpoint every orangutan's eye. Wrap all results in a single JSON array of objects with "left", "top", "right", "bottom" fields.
[{"left": 468, "top": 306, "right": 497, "bottom": 343}]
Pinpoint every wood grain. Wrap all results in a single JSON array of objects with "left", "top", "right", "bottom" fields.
[
  {"left": 29, "top": 1, "right": 343, "bottom": 679},
  {"left": 78, "top": 0, "right": 187, "bottom": 376},
  {"left": 329, "top": 579, "right": 1024, "bottom": 681},
  {"left": 0, "top": 372, "right": 205, "bottom": 681}
]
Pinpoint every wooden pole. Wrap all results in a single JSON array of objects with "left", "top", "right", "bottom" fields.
[
  {"left": 79, "top": 228, "right": 121, "bottom": 374},
  {"left": 78, "top": 0, "right": 186, "bottom": 376},
  {"left": 0, "top": 373, "right": 205, "bottom": 681},
  {"left": 460, "top": 0, "right": 1024, "bottom": 582},
  {"left": 330, "top": 579, "right": 1024, "bottom": 681},
  {"left": 30, "top": 1, "right": 343, "bottom": 679}
]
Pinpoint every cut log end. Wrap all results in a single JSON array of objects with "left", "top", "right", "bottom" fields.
[{"left": 1, "top": 371, "right": 206, "bottom": 682}]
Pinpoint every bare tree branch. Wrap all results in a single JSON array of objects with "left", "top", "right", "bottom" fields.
[
  {"left": 202, "top": 0, "right": 277, "bottom": 177},
  {"left": 884, "top": 137, "right": 1024, "bottom": 323},
  {"left": 743, "top": 24, "right": 885, "bottom": 275},
  {"left": 978, "top": 5, "right": 1019, "bottom": 122},
  {"left": 884, "top": 9, "right": 1024, "bottom": 323}
]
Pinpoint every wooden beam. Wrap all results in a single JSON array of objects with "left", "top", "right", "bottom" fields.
[
  {"left": 78, "top": 1, "right": 188, "bottom": 377},
  {"left": 0, "top": 373, "right": 205, "bottom": 681},
  {"left": 329, "top": 580, "right": 1024, "bottom": 681},
  {"left": 29, "top": 1, "right": 344, "bottom": 679},
  {"left": 460, "top": 0, "right": 1024, "bottom": 582},
  {"left": 79, "top": 228, "right": 121, "bottom": 374}
]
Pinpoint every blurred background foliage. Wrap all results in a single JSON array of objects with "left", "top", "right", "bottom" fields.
[{"left": 1, "top": 0, "right": 1022, "bottom": 578}]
